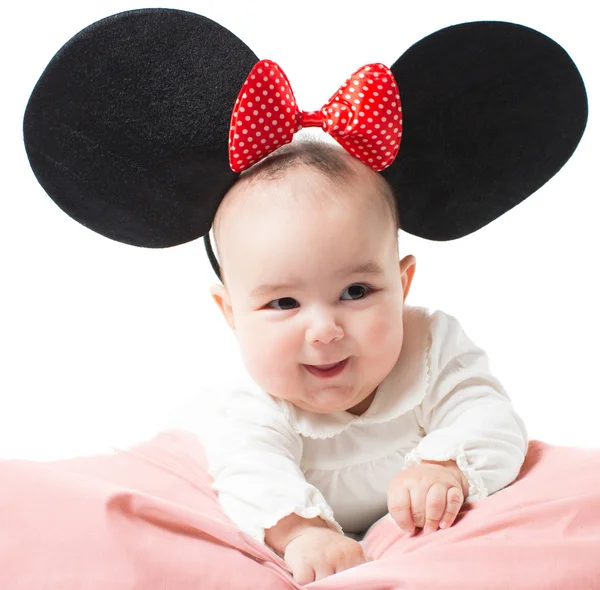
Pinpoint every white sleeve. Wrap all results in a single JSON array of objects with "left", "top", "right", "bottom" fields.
[
  {"left": 204, "top": 388, "right": 342, "bottom": 544},
  {"left": 405, "top": 311, "right": 528, "bottom": 502}
]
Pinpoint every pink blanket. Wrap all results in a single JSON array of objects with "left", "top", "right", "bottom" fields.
[{"left": 1, "top": 431, "right": 599, "bottom": 589}]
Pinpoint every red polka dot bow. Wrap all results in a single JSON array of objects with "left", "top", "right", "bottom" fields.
[{"left": 229, "top": 60, "right": 403, "bottom": 173}]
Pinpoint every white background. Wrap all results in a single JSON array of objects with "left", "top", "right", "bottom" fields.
[{"left": 1, "top": 1, "right": 598, "bottom": 460}]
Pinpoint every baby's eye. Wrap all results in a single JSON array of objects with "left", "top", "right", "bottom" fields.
[
  {"left": 340, "top": 284, "right": 373, "bottom": 300},
  {"left": 265, "top": 297, "right": 300, "bottom": 311}
]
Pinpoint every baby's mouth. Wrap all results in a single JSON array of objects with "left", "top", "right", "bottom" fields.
[{"left": 303, "top": 358, "right": 349, "bottom": 378}]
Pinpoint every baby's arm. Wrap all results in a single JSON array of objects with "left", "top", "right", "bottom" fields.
[
  {"left": 205, "top": 388, "right": 365, "bottom": 584},
  {"left": 388, "top": 311, "right": 527, "bottom": 533},
  {"left": 407, "top": 311, "right": 528, "bottom": 501}
]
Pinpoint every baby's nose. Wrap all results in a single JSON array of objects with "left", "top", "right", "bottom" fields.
[{"left": 305, "top": 311, "right": 344, "bottom": 344}]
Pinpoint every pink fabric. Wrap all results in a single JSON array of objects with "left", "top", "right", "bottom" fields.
[{"left": 1, "top": 432, "right": 599, "bottom": 590}]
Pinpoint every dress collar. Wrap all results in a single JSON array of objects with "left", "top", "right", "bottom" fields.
[{"left": 274, "top": 306, "right": 432, "bottom": 439}]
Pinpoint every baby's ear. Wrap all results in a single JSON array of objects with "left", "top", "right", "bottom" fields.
[
  {"left": 400, "top": 255, "right": 416, "bottom": 301},
  {"left": 210, "top": 284, "right": 236, "bottom": 332}
]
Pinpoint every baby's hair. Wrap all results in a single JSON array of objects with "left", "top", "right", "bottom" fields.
[
  {"left": 234, "top": 140, "right": 401, "bottom": 231},
  {"left": 212, "top": 140, "right": 401, "bottom": 282}
]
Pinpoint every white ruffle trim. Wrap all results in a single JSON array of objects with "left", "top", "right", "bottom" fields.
[
  {"left": 256, "top": 503, "right": 344, "bottom": 547},
  {"left": 403, "top": 446, "right": 488, "bottom": 502}
]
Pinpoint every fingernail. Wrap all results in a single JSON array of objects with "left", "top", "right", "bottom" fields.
[
  {"left": 424, "top": 526, "right": 435, "bottom": 534},
  {"left": 439, "top": 522, "right": 447, "bottom": 529}
]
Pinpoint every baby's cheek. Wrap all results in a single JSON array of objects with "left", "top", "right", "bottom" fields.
[
  {"left": 237, "top": 319, "right": 295, "bottom": 385},
  {"left": 362, "top": 305, "right": 403, "bottom": 349},
  {"left": 237, "top": 323, "right": 267, "bottom": 368}
]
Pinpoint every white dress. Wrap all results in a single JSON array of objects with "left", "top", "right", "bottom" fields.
[{"left": 205, "top": 306, "right": 528, "bottom": 544}]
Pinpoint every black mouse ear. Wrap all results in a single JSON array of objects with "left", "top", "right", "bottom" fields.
[
  {"left": 24, "top": 8, "right": 259, "bottom": 248},
  {"left": 382, "top": 21, "right": 588, "bottom": 240}
]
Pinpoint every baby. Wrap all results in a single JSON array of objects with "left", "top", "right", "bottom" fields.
[{"left": 205, "top": 139, "right": 528, "bottom": 585}]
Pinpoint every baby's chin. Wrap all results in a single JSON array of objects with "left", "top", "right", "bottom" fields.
[
  {"left": 289, "top": 388, "right": 372, "bottom": 415},
  {"left": 294, "top": 402, "right": 346, "bottom": 414},
  {"left": 257, "top": 368, "right": 379, "bottom": 415},
  {"left": 263, "top": 387, "right": 354, "bottom": 414}
]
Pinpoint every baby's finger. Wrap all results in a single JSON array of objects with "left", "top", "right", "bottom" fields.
[
  {"left": 409, "top": 484, "right": 427, "bottom": 529},
  {"left": 335, "top": 541, "right": 367, "bottom": 573},
  {"left": 424, "top": 482, "right": 448, "bottom": 533},
  {"left": 388, "top": 483, "right": 415, "bottom": 534},
  {"left": 313, "top": 562, "right": 335, "bottom": 582},
  {"left": 292, "top": 563, "right": 315, "bottom": 586},
  {"left": 439, "top": 486, "right": 465, "bottom": 530}
]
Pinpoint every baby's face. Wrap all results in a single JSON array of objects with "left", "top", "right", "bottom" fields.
[{"left": 211, "top": 163, "right": 415, "bottom": 415}]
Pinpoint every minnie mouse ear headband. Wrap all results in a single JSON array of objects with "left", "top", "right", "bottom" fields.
[{"left": 24, "top": 8, "right": 588, "bottom": 281}]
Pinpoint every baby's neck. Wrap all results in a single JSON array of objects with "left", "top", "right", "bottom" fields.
[{"left": 346, "top": 389, "right": 378, "bottom": 416}]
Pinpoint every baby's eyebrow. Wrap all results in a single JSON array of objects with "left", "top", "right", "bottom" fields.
[
  {"left": 249, "top": 261, "right": 384, "bottom": 298},
  {"left": 250, "top": 282, "right": 296, "bottom": 299},
  {"left": 340, "top": 261, "right": 384, "bottom": 276}
]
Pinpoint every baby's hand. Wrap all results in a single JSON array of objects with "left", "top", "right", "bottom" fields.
[
  {"left": 284, "top": 526, "right": 366, "bottom": 585},
  {"left": 387, "top": 460, "right": 469, "bottom": 534}
]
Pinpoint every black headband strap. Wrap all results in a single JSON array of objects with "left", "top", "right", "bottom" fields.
[{"left": 203, "top": 234, "right": 222, "bottom": 282}]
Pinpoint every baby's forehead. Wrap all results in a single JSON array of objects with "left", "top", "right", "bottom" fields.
[
  {"left": 222, "top": 159, "right": 382, "bottom": 215},
  {"left": 213, "top": 153, "right": 396, "bottom": 261}
]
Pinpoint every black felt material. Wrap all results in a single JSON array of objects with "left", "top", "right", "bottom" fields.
[
  {"left": 383, "top": 21, "right": 588, "bottom": 240},
  {"left": 24, "top": 9, "right": 258, "bottom": 247},
  {"left": 23, "top": 11, "right": 588, "bottom": 255}
]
